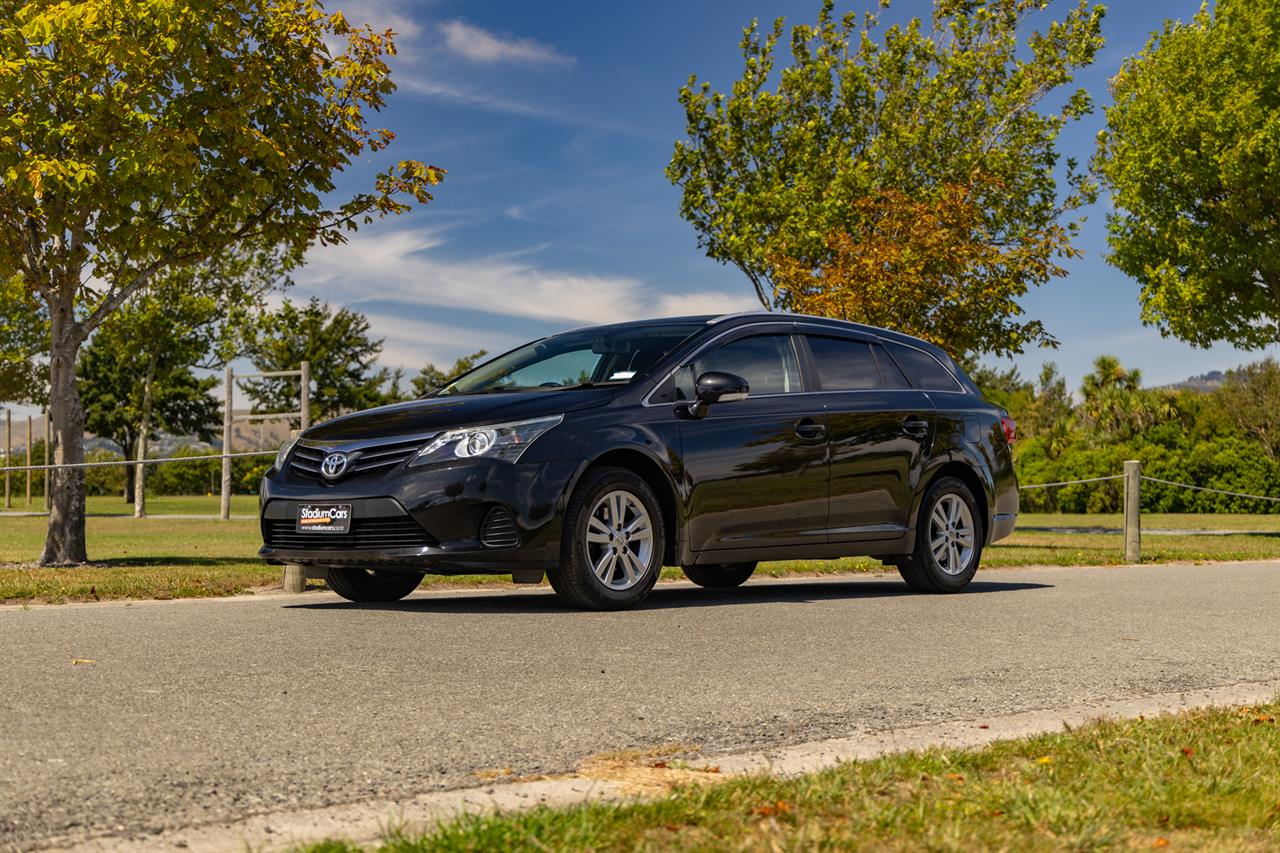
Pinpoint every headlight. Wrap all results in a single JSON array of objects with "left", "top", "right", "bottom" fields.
[
  {"left": 274, "top": 437, "right": 298, "bottom": 471},
  {"left": 411, "top": 415, "right": 564, "bottom": 466}
]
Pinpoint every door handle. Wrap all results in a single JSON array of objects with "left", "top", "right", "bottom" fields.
[
  {"left": 902, "top": 417, "right": 930, "bottom": 437},
  {"left": 794, "top": 418, "right": 827, "bottom": 440}
]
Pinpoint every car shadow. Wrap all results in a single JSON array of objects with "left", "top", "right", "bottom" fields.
[{"left": 284, "top": 577, "right": 1053, "bottom": 614}]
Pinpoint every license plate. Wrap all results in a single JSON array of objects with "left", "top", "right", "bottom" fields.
[{"left": 295, "top": 503, "right": 352, "bottom": 534}]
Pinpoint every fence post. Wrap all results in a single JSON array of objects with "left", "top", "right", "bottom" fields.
[
  {"left": 299, "top": 360, "right": 311, "bottom": 431},
  {"left": 1123, "top": 459, "right": 1141, "bottom": 563},
  {"left": 26, "top": 415, "right": 32, "bottom": 505},
  {"left": 43, "top": 412, "right": 50, "bottom": 511},
  {"left": 220, "top": 366, "right": 233, "bottom": 521},
  {"left": 4, "top": 409, "right": 10, "bottom": 510}
]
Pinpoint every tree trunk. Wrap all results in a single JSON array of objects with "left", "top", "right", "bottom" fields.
[
  {"left": 134, "top": 358, "right": 155, "bottom": 519},
  {"left": 40, "top": 295, "right": 88, "bottom": 566},
  {"left": 124, "top": 459, "right": 133, "bottom": 502}
]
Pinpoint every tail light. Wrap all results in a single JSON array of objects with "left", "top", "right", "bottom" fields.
[{"left": 1001, "top": 416, "right": 1017, "bottom": 444}]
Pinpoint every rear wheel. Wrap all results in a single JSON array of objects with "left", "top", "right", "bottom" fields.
[
  {"left": 897, "top": 476, "right": 983, "bottom": 593},
  {"left": 682, "top": 562, "right": 757, "bottom": 588},
  {"left": 327, "top": 567, "right": 425, "bottom": 602},
  {"left": 550, "top": 467, "right": 665, "bottom": 610}
]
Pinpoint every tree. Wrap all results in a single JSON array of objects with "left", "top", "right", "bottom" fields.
[
  {"left": 668, "top": 0, "right": 1104, "bottom": 354},
  {"left": 242, "top": 298, "right": 393, "bottom": 422},
  {"left": 80, "top": 324, "right": 220, "bottom": 510},
  {"left": 410, "top": 350, "right": 487, "bottom": 398},
  {"left": 1217, "top": 359, "right": 1280, "bottom": 461},
  {"left": 0, "top": 273, "right": 45, "bottom": 404},
  {"left": 0, "top": 2, "right": 444, "bottom": 563},
  {"left": 79, "top": 247, "right": 288, "bottom": 514},
  {"left": 1094, "top": 0, "right": 1280, "bottom": 348},
  {"left": 770, "top": 182, "right": 1072, "bottom": 356}
]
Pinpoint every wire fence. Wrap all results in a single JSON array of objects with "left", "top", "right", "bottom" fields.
[{"left": 0, "top": 450, "right": 275, "bottom": 474}]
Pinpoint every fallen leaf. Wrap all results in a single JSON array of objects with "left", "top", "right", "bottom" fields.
[
  {"left": 946, "top": 773, "right": 966, "bottom": 783},
  {"left": 991, "top": 810, "right": 1005, "bottom": 817},
  {"left": 1181, "top": 747, "right": 1194, "bottom": 757},
  {"left": 752, "top": 800, "right": 793, "bottom": 817},
  {"left": 1154, "top": 839, "right": 1169, "bottom": 848},
  {"left": 651, "top": 760, "right": 668, "bottom": 769},
  {"left": 699, "top": 765, "right": 721, "bottom": 774},
  {"left": 71, "top": 658, "right": 96, "bottom": 666},
  {"left": 1036, "top": 756, "right": 1053, "bottom": 765},
  {"left": 977, "top": 724, "right": 990, "bottom": 730}
]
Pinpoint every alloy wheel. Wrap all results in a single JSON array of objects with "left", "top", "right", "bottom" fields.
[
  {"left": 585, "top": 489, "right": 655, "bottom": 591},
  {"left": 929, "top": 493, "right": 976, "bottom": 576}
]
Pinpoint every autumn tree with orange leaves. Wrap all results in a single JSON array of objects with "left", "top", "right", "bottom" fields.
[{"left": 770, "top": 181, "right": 1075, "bottom": 358}]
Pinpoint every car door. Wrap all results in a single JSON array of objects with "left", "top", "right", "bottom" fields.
[
  {"left": 800, "top": 333, "right": 935, "bottom": 543},
  {"left": 675, "top": 331, "right": 830, "bottom": 552}
]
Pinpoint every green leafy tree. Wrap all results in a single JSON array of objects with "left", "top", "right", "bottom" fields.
[
  {"left": 79, "top": 247, "right": 288, "bottom": 514},
  {"left": 0, "top": 274, "right": 46, "bottom": 404},
  {"left": 242, "top": 298, "right": 393, "bottom": 422},
  {"left": 667, "top": 0, "right": 1104, "bottom": 356},
  {"left": 1095, "top": 0, "right": 1280, "bottom": 348},
  {"left": 1217, "top": 359, "right": 1280, "bottom": 461},
  {"left": 410, "top": 350, "right": 488, "bottom": 398},
  {"left": 0, "top": 1, "right": 443, "bottom": 563}
]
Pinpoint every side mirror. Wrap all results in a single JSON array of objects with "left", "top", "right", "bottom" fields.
[
  {"left": 696, "top": 371, "right": 750, "bottom": 404},
  {"left": 682, "top": 371, "right": 749, "bottom": 418}
]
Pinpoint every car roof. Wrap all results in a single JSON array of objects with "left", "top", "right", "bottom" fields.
[{"left": 556, "top": 312, "right": 948, "bottom": 359}]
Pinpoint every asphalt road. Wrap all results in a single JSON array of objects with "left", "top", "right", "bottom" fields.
[{"left": 4, "top": 561, "right": 1280, "bottom": 850}]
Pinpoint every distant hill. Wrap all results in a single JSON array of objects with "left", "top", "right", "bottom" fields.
[{"left": 1162, "top": 370, "right": 1226, "bottom": 393}]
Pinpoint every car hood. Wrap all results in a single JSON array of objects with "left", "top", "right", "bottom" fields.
[{"left": 300, "top": 389, "right": 616, "bottom": 442}]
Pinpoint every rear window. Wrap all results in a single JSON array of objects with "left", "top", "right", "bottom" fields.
[
  {"left": 882, "top": 342, "right": 961, "bottom": 391},
  {"left": 806, "top": 336, "right": 881, "bottom": 390}
]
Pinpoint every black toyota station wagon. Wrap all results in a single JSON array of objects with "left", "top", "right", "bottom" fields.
[{"left": 260, "top": 313, "right": 1018, "bottom": 610}]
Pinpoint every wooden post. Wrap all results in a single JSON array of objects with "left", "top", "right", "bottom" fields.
[
  {"left": 1123, "top": 459, "right": 1141, "bottom": 563},
  {"left": 43, "top": 411, "right": 50, "bottom": 512},
  {"left": 4, "top": 408, "right": 10, "bottom": 510},
  {"left": 220, "top": 366, "right": 233, "bottom": 521},
  {"left": 26, "top": 415, "right": 32, "bottom": 505},
  {"left": 299, "top": 360, "right": 311, "bottom": 431}
]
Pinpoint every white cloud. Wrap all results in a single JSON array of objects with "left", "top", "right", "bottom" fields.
[
  {"left": 292, "top": 226, "right": 760, "bottom": 369},
  {"left": 439, "top": 20, "right": 573, "bottom": 67}
]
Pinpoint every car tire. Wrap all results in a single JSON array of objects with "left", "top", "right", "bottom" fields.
[
  {"left": 327, "top": 567, "right": 425, "bottom": 603},
  {"left": 550, "top": 467, "right": 665, "bottom": 611},
  {"left": 897, "top": 476, "right": 983, "bottom": 593},
  {"left": 682, "top": 562, "right": 757, "bottom": 588}
]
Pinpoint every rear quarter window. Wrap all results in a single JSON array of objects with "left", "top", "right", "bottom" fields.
[{"left": 882, "top": 342, "right": 962, "bottom": 392}]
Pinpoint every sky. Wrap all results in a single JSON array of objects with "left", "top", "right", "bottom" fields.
[{"left": 281, "top": 0, "right": 1274, "bottom": 393}]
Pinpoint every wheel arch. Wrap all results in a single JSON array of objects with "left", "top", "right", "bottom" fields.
[
  {"left": 570, "top": 446, "right": 682, "bottom": 566},
  {"left": 920, "top": 459, "right": 992, "bottom": 544}
]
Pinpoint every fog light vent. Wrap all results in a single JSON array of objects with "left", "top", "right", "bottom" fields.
[{"left": 480, "top": 507, "right": 520, "bottom": 548}]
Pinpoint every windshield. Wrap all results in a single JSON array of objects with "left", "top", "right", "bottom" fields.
[{"left": 433, "top": 322, "right": 705, "bottom": 396}]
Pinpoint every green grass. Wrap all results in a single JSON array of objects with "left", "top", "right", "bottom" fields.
[
  {"left": 301, "top": 702, "right": 1280, "bottom": 852},
  {"left": 1, "top": 512, "right": 1276, "bottom": 604}
]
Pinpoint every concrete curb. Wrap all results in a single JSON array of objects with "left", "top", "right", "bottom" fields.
[{"left": 48, "top": 679, "right": 1280, "bottom": 853}]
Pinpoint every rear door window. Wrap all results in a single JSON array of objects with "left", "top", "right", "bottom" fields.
[
  {"left": 882, "top": 342, "right": 961, "bottom": 391},
  {"left": 805, "top": 336, "right": 882, "bottom": 390}
]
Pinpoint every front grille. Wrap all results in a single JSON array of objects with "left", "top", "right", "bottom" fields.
[
  {"left": 289, "top": 438, "right": 425, "bottom": 482},
  {"left": 480, "top": 507, "right": 520, "bottom": 548},
  {"left": 264, "top": 517, "right": 435, "bottom": 551}
]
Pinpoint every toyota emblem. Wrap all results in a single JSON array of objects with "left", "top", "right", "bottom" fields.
[{"left": 320, "top": 452, "right": 349, "bottom": 480}]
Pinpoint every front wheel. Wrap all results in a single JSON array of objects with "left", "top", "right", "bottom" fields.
[
  {"left": 898, "top": 476, "right": 983, "bottom": 593},
  {"left": 682, "top": 562, "right": 757, "bottom": 588},
  {"left": 327, "top": 567, "right": 425, "bottom": 602},
  {"left": 549, "top": 467, "right": 665, "bottom": 610}
]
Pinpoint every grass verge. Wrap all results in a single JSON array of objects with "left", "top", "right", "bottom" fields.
[
  {"left": 302, "top": 702, "right": 1280, "bottom": 852},
  {"left": 1, "top": 513, "right": 1276, "bottom": 604}
]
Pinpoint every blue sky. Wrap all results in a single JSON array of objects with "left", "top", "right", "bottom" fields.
[{"left": 297, "top": 0, "right": 1275, "bottom": 394}]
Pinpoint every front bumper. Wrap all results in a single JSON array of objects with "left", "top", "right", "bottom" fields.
[{"left": 258, "top": 456, "right": 582, "bottom": 572}]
